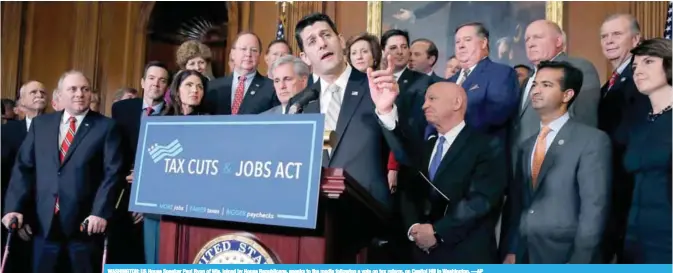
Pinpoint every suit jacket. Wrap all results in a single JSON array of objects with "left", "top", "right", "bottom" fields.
[
  {"left": 262, "top": 105, "right": 284, "bottom": 115},
  {"left": 204, "top": 71, "right": 279, "bottom": 115},
  {"left": 448, "top": 57, "right": 519, "bottom": 138},
  {"left": 598, "top": 60, "right": 649, "bottom": 142},
  {"left": 506, "top": 119, "right": 611, "bottom": 264},
  {"left": 429, "top": 72, "right": 446, "bottom": 85},
  {"left": 1, "top": 119, "right": 28, "bottom": 199},
  {"left": 382, "top": 122, "right": 507, "bottom": 263},
  {"left": 288, "top": 68, "right": 390, "bottom": 207},
  {"left": 397, "top": 68, "right": 431, "bottom": 144},
  {"left": 4, "top": 111, "right": 125, "bottom": 237}
]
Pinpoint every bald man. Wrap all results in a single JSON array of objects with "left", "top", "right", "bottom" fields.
[{"left": 373, "top": 82, "right": 507, "bottom": 263}]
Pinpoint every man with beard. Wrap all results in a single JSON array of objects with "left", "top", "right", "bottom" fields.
[{"left": 110, "top": 61, "right": 171, "bottom": 264}]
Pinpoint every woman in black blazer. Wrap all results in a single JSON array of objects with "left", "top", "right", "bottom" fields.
[{"left": 622, "top": 38, "right": 672, "bottom": 264}]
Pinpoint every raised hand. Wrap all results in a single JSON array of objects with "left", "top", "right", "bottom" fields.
[{"left": 368, "top": 54, "right": 399, "bottom": 114}]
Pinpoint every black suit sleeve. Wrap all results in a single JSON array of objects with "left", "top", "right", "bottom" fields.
[
  {"left": 91, "top": 122, "right": 125, "bottom": 220},
  {"left": 4, "top": 121, "right": 37, "bottom": 214},
  {"left": 379, "top": 120, "right": 425, "bottom": 229},
  {"left": 433, "top": 136, "right": 507, "bottom": 246}
]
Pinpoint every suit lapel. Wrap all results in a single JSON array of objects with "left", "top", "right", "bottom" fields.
[
  {"left": 331, "top": 71, "right": 366, "bottom": 155},
  {"left": 221, "top": 75, "right": 233, "bottom": 114},
  {"left": 521, "top": 137, "right": 535, "bottom": 195},
  {"left": 240, "top": 72, "right": 263, "bottom": 113},
  {"left": 422, "top": 136, "right": 437, "bottom": 176},
  {"left": 519, "top": 77, "right": 533, "bottom": 119},
  {"left": 50, "top": 112, "right": 63, "bottom": 166},
  {"left": 534, "top": 121, "right": 574, "bottom": 193},
  {"left": 61, "top": 111, "right": 96, "bottom": 166},
  {"left": 461, "top": 58, "right": 488, "bottom": 90},
  {"left": 433, "top": 127, "right": 471, "bottom": 182}
]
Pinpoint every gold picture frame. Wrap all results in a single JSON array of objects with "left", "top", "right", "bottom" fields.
[{"left": 366, "top": 1, "right": 564, "bottom": 37}]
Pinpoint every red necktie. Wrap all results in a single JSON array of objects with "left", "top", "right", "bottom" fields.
[
  {"left": 231, "top": 75, "right": 247, "bottom": 115},
  {"left": 607, "top": 72, "right": 619, "bottom": 90},
  {"left": 56, "top": 117, "right": 77, "bottom": 214},
  {"left": 145, "top": 107, "right": 154, "bottom": 116}
]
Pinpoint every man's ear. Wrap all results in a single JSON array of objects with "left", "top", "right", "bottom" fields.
[
  {"left": 562, "top": 89, "right": 575, "bottom": 104},
  {"left": 300, "top": 52, "right": 312, "bottom": 67}
]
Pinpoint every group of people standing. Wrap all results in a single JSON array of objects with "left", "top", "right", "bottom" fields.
[{"left": 0, "top": 10, "right": 671, "bottom": 273}]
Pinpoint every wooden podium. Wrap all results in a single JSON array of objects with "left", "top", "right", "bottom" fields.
[{"left": 158, "top": 167, "right": 390, "bottom": 264}]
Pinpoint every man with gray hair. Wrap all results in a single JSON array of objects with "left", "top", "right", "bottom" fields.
[
  {"left": 263, "top": 55, "right": 310, "bottom": 114},
  {"left": 598, "top": 13, "right": 648, "bottom": 263},
  {"left": 52, "top": 89, "right": 63, "bottom": 111}
]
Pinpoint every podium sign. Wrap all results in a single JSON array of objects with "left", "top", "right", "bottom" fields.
[{"left": 128, "top": 114, "right": 325, "bottom": 229}]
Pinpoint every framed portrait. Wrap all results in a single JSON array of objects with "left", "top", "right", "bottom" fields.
[{"left": 367, "top": 1, "right": 563, "bottom": 74}]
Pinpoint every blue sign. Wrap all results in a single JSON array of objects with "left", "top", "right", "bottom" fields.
[{"left": 128, "top": 114, "right": 325, "bottom": 229}]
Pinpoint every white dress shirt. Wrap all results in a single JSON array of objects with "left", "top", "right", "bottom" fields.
[
  {"left": 319, "top": 65, "right": 351, "bottom": 114},
  {"left": 393, "top": 67, "right": 407, "bottom": 81},
  {"left": 25, "top": 117, "right": 33, "bottom": 131},
  {"left": 59, "top": 110, "right": 88, "bottom": 145},
  {"left": 529, "top": 112, "right": 570, "bottom": 171}
]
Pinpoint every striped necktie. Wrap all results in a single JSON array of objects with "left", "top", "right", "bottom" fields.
[
  {"left": 324, "top": 84, "right": 342, "bottom": 131},
  {"left": 56, "top": 117, "right": 77, "bottom": 214}
]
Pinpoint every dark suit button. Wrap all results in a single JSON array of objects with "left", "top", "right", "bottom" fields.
[{"left": 57, "top": 172, "right": 61, "bottom": 175}]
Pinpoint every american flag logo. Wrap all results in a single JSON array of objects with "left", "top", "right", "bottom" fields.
[
  {"left": 276, "top": 19, "right": 285, "bottom": 40},
  {"left": 665, "top": 1, "right": 672, "bottom": 39}
]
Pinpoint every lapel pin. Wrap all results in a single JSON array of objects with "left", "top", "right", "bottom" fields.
[
  {"left": 351, "top": 91, "right": 358, "bottom": 96},
  {"left": 403, "top": 79, "right": 408, "bottom": 84},
  {"left": 620, "top": 77, "right": 626, "bottom": 82},
  {"left": 84, "top": 123, "right": 89, "bottom": 127},
  {"left": 255, "top": 84, "right": 259, "bottom": 87},
  {"left": 558, "top": 139, "right": 564, "bottom": 145},
  {"left": 250, "top": 91, "right": 256, "bottom": 95}
]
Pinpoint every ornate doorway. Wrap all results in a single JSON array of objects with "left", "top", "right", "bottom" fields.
[{"left": 145, "top": 2, "right": 230, "bottom": 78}]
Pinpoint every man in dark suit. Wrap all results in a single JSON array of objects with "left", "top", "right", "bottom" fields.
[
  {"left": 373, "top": 81, "right": 507, "bottom": 263},
  {"left": 409, "top": 38, "right": 446, "bottom": 84},
  {"left": 292, "top": 13, "right": 400, "bottom": 208},
  {"left": 1, "top": 80, "right": 47, "bottom": 273},
  {"left": 426, "top": 22, "right": 520, "bottom": 140},
  {"left": 2, "top": 70, "right": 124, "bottom": 273},
  {"left": 504, "top": 61, "right": 611, "bottom": 264},
  {"left": 597, "top": 14, "right": 649, "bottom": 263},
  {"left": 110, "top": 61, "right": 170, "bottom": 264},
  {"left": 204, "top": 32, "right": 279, "bottom": 115}
]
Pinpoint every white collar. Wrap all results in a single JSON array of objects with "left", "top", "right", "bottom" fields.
[
  {"left": 615, "top": 57, "right": 631, "bottom": 75},
  {"left": 320, "top": 65, "right": 352, "bottom": 92},
  {"left": 393, "top": 67, "right": 407, "bottom": 80},
  {"left": 437, "top": 120, "right": 466, "bottom": 140},
  {"left": 541, "top": 112, "right": 570, "bottom": 132},
  {"left": 62, "top": 109, "right": 89, "bottom": 124}
]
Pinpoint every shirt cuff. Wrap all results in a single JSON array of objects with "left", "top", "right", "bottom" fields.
[
  {"left": 407, "top": 223, "right": 420, "bottom": 241},
  {"left": 376, "top": 104, "right": 398, "bottom": 130}
]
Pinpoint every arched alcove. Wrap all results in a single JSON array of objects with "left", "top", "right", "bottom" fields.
[{"left": 144, "top": 1, "right": 230, "bottom": 77}]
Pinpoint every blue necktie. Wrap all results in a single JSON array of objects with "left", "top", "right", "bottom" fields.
[{"left": 428, "top": 136, "right": 446, "bottom": 181}]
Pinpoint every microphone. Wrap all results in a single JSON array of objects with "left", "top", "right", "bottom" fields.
[{"left": 287, "top": 87, "right": 319, "bottom": 114}]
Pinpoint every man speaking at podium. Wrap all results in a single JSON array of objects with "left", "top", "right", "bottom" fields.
[{"left": 291, "top": 13, "right": 399, "bottom": 208}]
